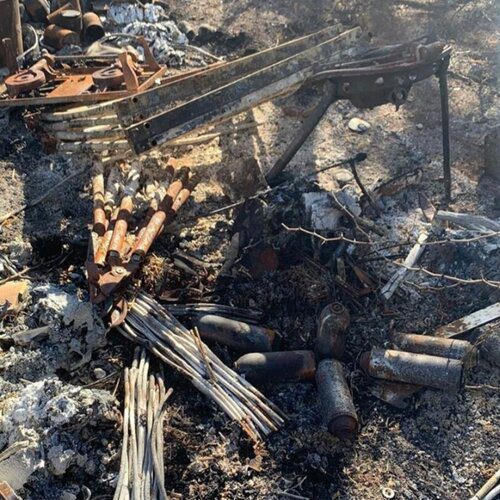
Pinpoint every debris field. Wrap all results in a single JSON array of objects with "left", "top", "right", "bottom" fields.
[{"left": 0, "top": 0, "right": 498, "bottom": 499}]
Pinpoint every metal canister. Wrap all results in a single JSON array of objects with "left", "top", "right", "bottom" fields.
[
  {"left": 315, "top": 359, "right": 358, "bottom": 440},
  {"left": 58, "top": 9, "right": 82, "bottom": 34},
  {"left": 234, "top": 350, "right": 316, "bottom": 384},
  {"left": 43, "top": 24, "right": 80, "bottom": 50},
  {"left": 392, "top": 332, "right": 478, "bottom": 367},
  {"left": 315, "top": 302, "right": 350, "bottom": 360},
  {"left": 360, "top": 348, "right": 464, "bottom": 390},
  {"left": 82, "top": 12, "right": 104, "bottom": 44},
  {"left": 190, "top": 314, "right": 275, "bottom": 353}
]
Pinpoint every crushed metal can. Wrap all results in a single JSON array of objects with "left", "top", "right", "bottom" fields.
[
  {"left": 315, "top": 302, "right": 350, "bottom": 360},
  {"left": 234, "top": 350, "right": 316, "bottom": 384},
  {"left": 316, "top": 359, "right": 358, "bottom": 440},
  {"left": 360, "top": 348, "right": 463, "bottom": 390},
  {"left": 392, "top": 332, "right": 478, "bottom": 368}
]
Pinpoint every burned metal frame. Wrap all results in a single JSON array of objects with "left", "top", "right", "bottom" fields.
[{"left": 117, "top": 29, "right": 452, "bottom": 199}]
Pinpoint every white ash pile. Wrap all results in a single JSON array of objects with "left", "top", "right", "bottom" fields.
[
  {"left": 0, "top": 378, "right": 118, "bottom": 495},
  {"left": 107, "top": 3, "right": 188, "bottom": 66}
]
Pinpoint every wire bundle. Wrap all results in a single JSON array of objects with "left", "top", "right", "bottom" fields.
[{"left": 118, "top": 293, "right": 285, "bottom": 442}]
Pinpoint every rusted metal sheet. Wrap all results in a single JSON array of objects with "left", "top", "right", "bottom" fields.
[
  {"left": 234, "top": 350, "right": 316, "bottom": 384},
  {"left": 360, "top": 348, "right": 463, "bottom": 390},
  {"left": 392, "top": 332, "right": 477, "bottom": 367},
  {"left": 189, "top": 314, "right": 276, "bottom": 353},
  {"left": 315, "top": 302, "right": 350, "bottom": 361},
  {"left": 316, "top": 359, "right": 358, "bottom": 440}
]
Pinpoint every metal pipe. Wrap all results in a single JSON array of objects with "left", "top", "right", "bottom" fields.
[
  {"left": 315, "top": 302, "right": 350, "bottom": 361},
  {"left": 438, "top": 64, "right": 451, "bottom": 203},
  {"left": 360, "top": 348, "right": 463, "bottom": 390},
  {"left": 265, "top": 80, "right": 337, "bottom": 185},
  {"left": 315, "top": 359, "right": 358, "bottom": 440},
  {"left": 82, "top": 12, "right": 104, "bottom": 44},
  {"left": 234, "top": 350, "right": 316, "bottom": 384},
  {"left": 188, "top": 314, "right": 275, "bottom": 353},
  {"left": 392, "top": 332, "right": 477, "bottom": 367}
]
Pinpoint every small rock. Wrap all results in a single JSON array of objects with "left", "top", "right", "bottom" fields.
[
  {"left": 416, "top": 123, "right": 424, "bottom": 130},
  {"left": 61, "top": 492, "right": 77, "bottom": 500},
  {"left": 94, "top": 368, "right": 106, "bottom": 380},
  {"left": 348, "top": 117, "right": 371, "bottom": 133},
  {"left": 333, "top": 168, "right": 354, "bottom": 185}
]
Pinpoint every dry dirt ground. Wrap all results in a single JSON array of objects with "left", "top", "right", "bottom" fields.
[{"left": 0, "top": 0, "right": 499, "bottom": 499}]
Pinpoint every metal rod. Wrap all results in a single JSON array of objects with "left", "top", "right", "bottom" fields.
[
  {"left": 439, "top": 64, "right": 451, "bottom": 203},
  {"left": 266, "top": 80, "right": 338, "bottom": 185}
]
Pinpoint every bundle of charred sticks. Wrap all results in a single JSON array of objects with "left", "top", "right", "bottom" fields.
[
  {"left": 118, "top": 293, "right": 286, "bottom": 442},
  {"left": 114, "top": 348, "right": 172, "bottom": 500},
  {"left": 86, "top": 162, "right": 195, "bottom": 304}
]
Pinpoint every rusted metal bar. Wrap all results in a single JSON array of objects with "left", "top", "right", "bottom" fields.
[
  {"left": 315, "top": 302, "right": 350, "bottom": 361},
  {"left": 129, "top": 179, "right": 183, "bottom": 259},
  {"left": 121, "top": 28, "right": 362, "bottom": 153},
  {"left": 108, "top": 164, "right": 141, "bottom": 263},
  {"left": 116, "top": 24, "right": 345, "bottom": 127},
  {"left": 316, "top": 359, "right": 358, "bottom": 440},
  {"left": 188, "top": 314, "right": 275, "bottom": 353},
  {"left": 92, "top": 164, "right": 107, "bottom": 237},
  {"left": 360, "top": 348, "right": 463, "bottom": 390},
  {"left": 234, "top": 350, "right": 316, "bottom": 384},
  {"left": 392, "top": 332, "right": 477, "bottom": 367}
]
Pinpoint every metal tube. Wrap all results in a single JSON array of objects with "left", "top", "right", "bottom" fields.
[
  {"left": 43, "top": 24, "right": 80, "bottom": 50},
  {"left": 82, "top": 12, "right": 104, "bottom": 44},
  {"left": 189, "top": 314, "right": 275, "bottom": 353},
  {"left": 438, "top": 64, "right": 451, "bottom": 203},
  {"left": 234, "top": 350, "right": 316, "bottom": 384},
  {"left": 392, "top": 332, "right": 477, "bottom": 367},
  {"left": 315, "top": 359, "right": 358, "bottom": 440},
  {"left": 315, "top": 302, "right": 350, "bottom": 361},
  {"left": 360, "top": 348, "right": 463, "bottom": 390},
  {"left": 266, "top": 80, "right": 337, "bottom": 185}
]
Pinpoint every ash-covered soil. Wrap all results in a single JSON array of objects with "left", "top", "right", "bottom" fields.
[{"left": 0, "top": 0, "right": 499, "bottom": 499}]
